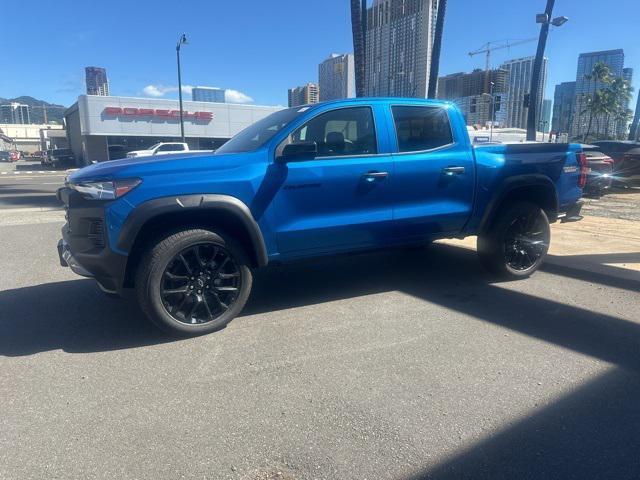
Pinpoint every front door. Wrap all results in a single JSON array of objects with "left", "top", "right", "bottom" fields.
[{"left": 273, "top": 105, "right": 394, "bottom": 256}]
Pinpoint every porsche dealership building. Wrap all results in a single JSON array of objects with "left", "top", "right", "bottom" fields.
[{"left": 64, "top": 95, "right": 282, "bottom": 165}]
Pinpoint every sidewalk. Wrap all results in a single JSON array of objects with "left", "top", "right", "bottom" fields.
[{"left": 441, "top": 215, "right": 640, "bottom": 281}]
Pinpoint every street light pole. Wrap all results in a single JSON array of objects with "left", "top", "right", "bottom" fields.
[
  {"left": 527, "top": 4, "right": 568, "bottom": 141},
  {"left": 176, "top": 33, "right": 188, "bottom": 144},
  {"left": 489, "top": 81, "right": 495, "bottom": 142},
  {"left": 527, "top": 0, "right": 554, "bottom": 141}
]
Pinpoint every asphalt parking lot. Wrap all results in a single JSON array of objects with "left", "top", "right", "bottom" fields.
[{"left": 1, "top": 160, "right": 640, "bottom": 479}]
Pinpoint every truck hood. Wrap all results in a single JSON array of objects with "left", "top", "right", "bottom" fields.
[{"left": 68, "top": 151, "right": 264, "bottom": 183}]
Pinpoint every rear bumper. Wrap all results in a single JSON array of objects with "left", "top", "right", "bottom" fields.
[{"left": 559, "top": 201, "right": 584, "bottom": 223}]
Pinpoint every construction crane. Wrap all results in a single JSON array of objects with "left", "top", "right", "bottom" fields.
[{"left": 468, "top": 38, "right": 538, "bottom": 92}]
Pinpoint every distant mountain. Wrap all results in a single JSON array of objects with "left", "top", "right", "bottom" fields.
[{"left": 0, "top": 96, "right": 67, "bottom": 124}]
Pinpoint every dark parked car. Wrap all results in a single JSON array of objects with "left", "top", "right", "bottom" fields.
[
  {"left": 592, "top": 140, "right": 640, "bottom": 186},
  {"left": 581, "top": 145, "right": 614, "bottom": 197},
  {"left": 0, "top": 151, "right": 11, "bottom": 162},
  {"left": 45, "top": 148, "right": 75, "bottom": 168}
]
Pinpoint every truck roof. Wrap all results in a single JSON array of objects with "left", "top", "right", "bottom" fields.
[{"left": 298, "top": 97, "right": 454, "bottom": 109}]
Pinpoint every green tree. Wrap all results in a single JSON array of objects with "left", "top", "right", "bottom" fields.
[{"left": 581, "top": 62, "right": 613, "bottom": 142}]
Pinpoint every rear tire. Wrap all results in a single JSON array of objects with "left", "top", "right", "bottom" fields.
[
  {"left": 477, "top": 201, "right": 550, "bottom": 278},
  {"left": 135, "top": 228, "right": 252, "bottom": 337}
]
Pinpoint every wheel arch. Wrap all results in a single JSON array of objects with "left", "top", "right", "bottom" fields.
[
  {"left": 119, "top": 195, "right": 268, "bottom": 289},
  {"left": 479, "top": 175, "right": 559, "bottom": 234}
]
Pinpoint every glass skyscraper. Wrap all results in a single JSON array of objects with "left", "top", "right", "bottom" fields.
[
  {"left": 85, "top": 67, "right": 109, "bottom": 96},
  {"left": 551, "top": 81, "right": 575, "bottom": 135},
  {"left": 318, "top": 54, "right": 355, "bottom": 101},
  {"left": 499, "top": 56, "right": 547, "bottom": 130},
  {"left": 570, "top": 49, "right": 627, "bottom": 139},
  {"left": 364, "top": 0, "right": 438, "bottom": 98}
]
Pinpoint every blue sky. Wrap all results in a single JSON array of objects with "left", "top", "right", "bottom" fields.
[{"left": 1, "top": 0, "right": 638, "bottom": 109}]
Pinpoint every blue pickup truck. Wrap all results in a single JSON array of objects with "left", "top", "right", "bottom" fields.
[{"left": 58, "top": 98, "right": 586, "bottom": 336}]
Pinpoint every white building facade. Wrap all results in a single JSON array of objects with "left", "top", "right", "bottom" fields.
[
  {"left": 64, "top": 95, "right": 282, "bottom": 165},
  {"left": 318, "top": 54, "right": 355, "bottom": 101}
]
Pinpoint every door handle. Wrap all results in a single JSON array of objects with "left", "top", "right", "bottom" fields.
[
  {"left": 442, "top": 166, "right": 465, "bottom": 176},
  {"left": 362, "top": 171, "right": 389, "bottom": 182}
]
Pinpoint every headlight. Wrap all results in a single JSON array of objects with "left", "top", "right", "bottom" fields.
[{"left": 72, "top": 178, "right": 142, "bottom": 200}]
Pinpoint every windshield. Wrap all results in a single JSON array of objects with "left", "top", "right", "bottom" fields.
[
  {"left": 216, "top": 107, "right": 308, "bottom": 154},
  {"left": 148, "top": 143, "right": 162, "bottom": 150}
]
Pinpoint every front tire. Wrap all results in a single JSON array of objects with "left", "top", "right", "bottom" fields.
[
  {"left": 135, "top": 229, "right": 252, "bottom": 336},
  {"left": 477, "top": 201, "right": 550, "bottom": 278}
]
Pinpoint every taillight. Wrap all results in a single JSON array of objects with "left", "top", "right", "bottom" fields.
[{"left": 577, "top": 152, "right": 588, "bottom": 188}]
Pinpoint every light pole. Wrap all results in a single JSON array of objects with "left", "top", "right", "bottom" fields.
[
  {"left": 176, "top": 33, "right": 188, "bottom": 143},
  {"left": 526, "top": 2, "right": 568, "bottom": 141},
  {"left": 489, "top": 81, "right": 495, "bottom": 142},
  {"left": 540, "top": 120, "right": 549, "bottom": 142}
]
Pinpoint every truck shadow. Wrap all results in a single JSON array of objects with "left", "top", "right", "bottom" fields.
[
  {"left": 0, "top": 279, "right": 170, "bottom": 356},
  {"left": 1, "top": 244, "right": 639, "bottom": 368}
]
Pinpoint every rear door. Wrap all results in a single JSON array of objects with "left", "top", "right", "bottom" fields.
[
  {"left": 272, "top": 104, "right": 395, "bottom": 255},
  {"left": 389, "top": 104, "right": 475, "bottom": 239}
]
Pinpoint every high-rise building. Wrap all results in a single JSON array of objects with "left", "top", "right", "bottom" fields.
[
  {"left": 619, "top": 68, "right": 634, "bottom": 138},
  {"left": 570, "top": 49, "right": 625, "bottom": 139},
  {"left": 364, "top": 0, "right": 439, "bottom": 98},
  {"left": 540, "top": 99, "right": 552, "bottom": 133},
  {"left": 85, "top": 67, "right": 109, "bottom": 96},
  {"left": 437, "top": 69, "right": 508, "bottom": 99},
  {"left": 192, "top": 87, "right": 226, "bottom": 103},
  {"left": 288, "top": 83, "right": 320, "bottom": 107},
  {"left": 436, "top": 69, "right": 509, "bottom": 126},
  {"left": 500, "top": 56, "right": 547, "bottom": 129},
  {"left": 551, "top": 81, "right": 575, "bottom": 135},
  {"left": 630, "top": 91, "right": 640, "bottom": 141},
  {"left": 318, "top": 54, "right": 355, "bottom": 101},
  {"left": 0, "top": 103, "right": 31, "bottom": 124}
]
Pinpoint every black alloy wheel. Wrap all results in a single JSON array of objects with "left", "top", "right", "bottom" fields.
[
  {"left": 477, "top": 201, "right": 550, "bottom": 278},
  {"left": 161, "top": 243, "right": 241, "bottom": 325},
  {"left": 503, "top": 211, "right": 549, "bottom": 272}
]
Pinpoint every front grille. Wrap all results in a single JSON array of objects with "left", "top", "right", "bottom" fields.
[{"left": 88, "top": 219, "right": 105, "bottom": 248}]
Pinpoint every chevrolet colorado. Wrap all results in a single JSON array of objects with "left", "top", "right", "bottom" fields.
[{"left": 57, "top": 98, "right": 586, "bottom": 336}]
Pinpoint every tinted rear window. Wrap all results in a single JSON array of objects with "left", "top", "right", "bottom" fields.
[{"left": 392, "top": 106, "right": 453, "bottom": 153}]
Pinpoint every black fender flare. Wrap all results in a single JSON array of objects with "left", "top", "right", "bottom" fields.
[
  {"left": 478, "top": 174, "right": 559, "bottom": 233},
  {"left": 117, "top": 194, "right": 268, "bottom": 267}
]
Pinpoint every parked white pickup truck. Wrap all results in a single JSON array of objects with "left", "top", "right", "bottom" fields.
[{"left": 126, "top": 142, "right": 211, "bottom": 158}]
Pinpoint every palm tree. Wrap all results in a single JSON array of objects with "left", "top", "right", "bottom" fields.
[
  {"left": 582, "top": 89, "right": 609, "bottom": 142},
  {"left": 581, "top": 62, "right": 613, "bottom": 142},
  {"left": 427, "top": 0, "right": 447, "bottom": 99},
  {"left": 351, "top": 0, "right": 367, "bottom": 97}
]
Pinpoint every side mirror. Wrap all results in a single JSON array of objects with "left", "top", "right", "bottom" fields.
[{"left": 278, "top": 141, "right": 317, "bottom": 162}]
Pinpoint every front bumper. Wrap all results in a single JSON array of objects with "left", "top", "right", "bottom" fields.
[
  {"left": 57, "top": 187, "right": 128, "bottom": 294},
  {"left": 58, "top": 239, "right": 92, "bottom": 277}
]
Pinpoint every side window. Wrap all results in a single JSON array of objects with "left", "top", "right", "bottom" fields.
[
  {"left": 281, "top": 107, "right": 377, "bottom": 158},
  {"left": 392, "top": 106, "right": 454, "bottom": 153},
  {"left": 157, "top": 144, "right": 183, "bottom": 152}
]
